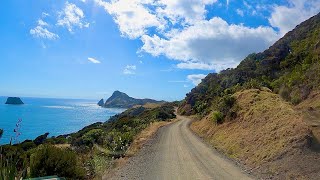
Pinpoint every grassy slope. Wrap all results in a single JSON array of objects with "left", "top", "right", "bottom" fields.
[{"left": 191, "top": 89, "right": 320, "bottom": 179}]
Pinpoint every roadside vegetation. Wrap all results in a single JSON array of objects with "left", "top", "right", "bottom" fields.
[{"left": 0, "top": 103, "right": 176, "bottom": 179}]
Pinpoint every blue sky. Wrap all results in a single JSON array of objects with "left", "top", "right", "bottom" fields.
[{"left": 0, "top": 0, "right": 319, "bottom": 100}]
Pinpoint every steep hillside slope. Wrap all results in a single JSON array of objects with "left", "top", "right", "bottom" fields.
[
  {"left": 191, "top": 89, "right": 320, "bottom": 179},
  {"left": 179, "top": 13, "right": 320, "bottom": 115},
  {"left": 180, "top": 13, "right": 320, "bottom": 179},
  {"left": 103, "top": 91, "right": 164, "bottom": 108}
]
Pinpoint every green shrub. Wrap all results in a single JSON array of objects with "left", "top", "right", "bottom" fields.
[
  {"left": 33, "top": 133, "right": 49, "bottom": 145},
  {"left": 30, "top": 145, "right": 85, "bottom": 179},
  {"left": 279, "top": 86, "right": 291, "bottom": 101},
  {"left": 291, "top": 92, "right": 302, "bottom": 105},
  {"left": 219, "top": 95, "right": 236, "bottom": 116},
  {"left": 211, "top": 111, "right": 224, "bottom": 124},
  {"left": 82, "top": 129, "right": 105, "bottom": 147},
  {"left": 0, "top": 146, "right": 27, "bottom": 180},
  {"left": 19, "top": 140, "right": 37, "bottom": 151}
]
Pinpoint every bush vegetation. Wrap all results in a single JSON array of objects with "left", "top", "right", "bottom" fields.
[{"left": 30, "top": 145, "right": 85, "bottom": 179}]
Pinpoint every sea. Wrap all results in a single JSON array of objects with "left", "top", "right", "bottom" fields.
[{"left": 0, "top": 97, "right": 125, "bottom": 145}]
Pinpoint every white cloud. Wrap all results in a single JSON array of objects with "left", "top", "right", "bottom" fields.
[
  {"left": 269, "top": 0, "right": 320, "bottom": 36},
  {"left": 123, "top": 65, "right": 137, "bottom": 75},
  {"left": 95, "top": 0, "right": 164, "bottom": 39},
  {"left": 42, "top": 12, "right": 50, "bottom": 17},
  {"left": 156, "top": 0, "right": 217, "bottom": 25},
  {"left": 236, "top": 9, "right": 244, "bottom": 17},
  {"left": 95, "top": 0, "right": 319, "bottom": 71},
  {"left": 57, "top": 2, "right": 89, "bottom": 32},
  {"left": 187, "top": 74, "right": 206, "bottom": 85},
  {"left": 88, "top": 57, "right": 101, "bottom": 64},
  {"left": 38, "top": 19, "right": 49, "bottom": 26},
  {"left": 141, "top": 17, "right": 279, "bottom": 71},
  {"left": 30, "top": 19, "right": 59, "bottom": 40}
]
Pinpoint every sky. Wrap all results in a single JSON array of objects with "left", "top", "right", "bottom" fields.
[{"left": 0, "top": 0, "right": 319, "bottom": 100}]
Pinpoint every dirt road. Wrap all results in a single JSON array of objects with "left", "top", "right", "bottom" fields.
[{"left": 107, "top": 115, "right": 252, "bottom": 180}]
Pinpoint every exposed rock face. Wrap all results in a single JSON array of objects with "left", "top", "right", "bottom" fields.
[
  {"left": 97, "top": 99, "right": 104, "bottom": 106},
  {"left": 103, "top": 91, "right": 164, "bottom": 108},
  {"left": 5, "top": 97, "right": 24, "bottom": 105}
]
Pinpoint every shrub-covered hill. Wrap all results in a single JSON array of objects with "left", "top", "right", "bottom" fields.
[
  {"left": 102, "top": 90, "right": 165, "bottom": 108},
  {"left": 179, "top": 12, "right": 320, "bottom": 116}
]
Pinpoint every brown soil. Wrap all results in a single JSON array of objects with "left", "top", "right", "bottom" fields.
[{"left": 191, "top": 89, "right": 320, "bottom": 179}]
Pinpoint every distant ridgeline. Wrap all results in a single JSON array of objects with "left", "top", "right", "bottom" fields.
[
  {"left": 179, "top": 12, "right": 320, "bottom": 116},
  {"left": 98, "top": 91, "right": 165, "bottom": 108},
  {"left": 5, "top": 97, "right": 24, "bottom": 105}
]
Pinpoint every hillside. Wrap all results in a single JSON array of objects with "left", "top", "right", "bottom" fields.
[
  {"left": 191, "top": 89, "right": 320, "bottom": 179},
  {"left": 179, "top": 12, "right": 320, "bottom": 116},
  {"left": 179, "top": 13, "right": 320, "bottom": 179},
  {"left": 102, "top": 91, "right": 164, "bottom": 108}
]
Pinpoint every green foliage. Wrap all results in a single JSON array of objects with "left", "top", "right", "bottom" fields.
[
  {"left": 0, "top": 146, "right": 27, "bottom": 180},
  {"left": 82, "top": 129, "right": 105, "bottom": 147},
  {"left": 0, "top": 153, "right": 18, "bottom": 180},
  {"left": 218, "top": 95, "right": 236, "bottom": 116},
  {"left": 20, "top": 140, "right": 37, "bottom": 151},
  {"left": 33, "top": 132, "right": 49, "bottom": 145},
  {"left": 179, "top": 13, "right": 320, "bottom": 114},
  {"left": 211, "top": 111, "right": 224, "bottom": 124},
  {"left": 88, "top": 153, "right": 112, "bottom": 178},
  {"left": 0, "top": 129, "right": 3, "bottom": 139},
  {"left": 70, "top": 103, "right": 176, "bottom": 157},
  {"left": 30, "top": 145, "right": 85, "bottom": 179}
]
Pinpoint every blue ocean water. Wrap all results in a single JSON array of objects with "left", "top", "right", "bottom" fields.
[{"left": 0, "top": 97, "right": 125, "bottom": 145}]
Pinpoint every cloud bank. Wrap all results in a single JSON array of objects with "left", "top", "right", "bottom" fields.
[{"left": 95, "top": 0, "right": 319, "bottom": 72}]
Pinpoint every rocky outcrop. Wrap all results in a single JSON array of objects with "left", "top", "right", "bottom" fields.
[
  {"left": 5, "top": 97, "right": 24, "bottom": 105},
  {"left": 97, "top": 99, "right": 104, "bottom": 106},
  {"left": 102, "top": 91, "right": 164, "bottom": 108}
]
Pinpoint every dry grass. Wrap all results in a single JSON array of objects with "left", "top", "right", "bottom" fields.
[
  {"left": 191, "top": 89, "right": 316, "bottom": 178},
  {"left": 296, "top": 91, "right": 320, "bottom": 150},
  {"left": 54, "top": 143, "right": 71, "bottom": 149},
  {"left": 133, "top": 103, "right": 164, "bottom": 109},
  {"left": 126, "top": 120, "right": 175, "bottom": 156}
]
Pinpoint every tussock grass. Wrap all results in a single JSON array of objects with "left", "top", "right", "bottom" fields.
[{"left": 191, "top": 89, "right": 312, "bottom": 178}]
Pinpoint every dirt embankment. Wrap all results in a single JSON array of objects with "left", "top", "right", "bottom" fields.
[{"left": 191, "top": 89, "right": 320, "bottom": 179}]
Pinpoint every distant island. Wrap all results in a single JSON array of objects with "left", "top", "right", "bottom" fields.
[
  {"left": 5, "top": 97, "right": 24, "bottom": 105},
  {"left": 99, "top": 90, "right": 164, "bottom": 108},
  {"left": 97, "top": 99, "right": 104, "bottom": 106}
]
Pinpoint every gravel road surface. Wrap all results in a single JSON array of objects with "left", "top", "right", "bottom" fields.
[{"left": 107, "top": 115, "right": 252, "bottom": 180}]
